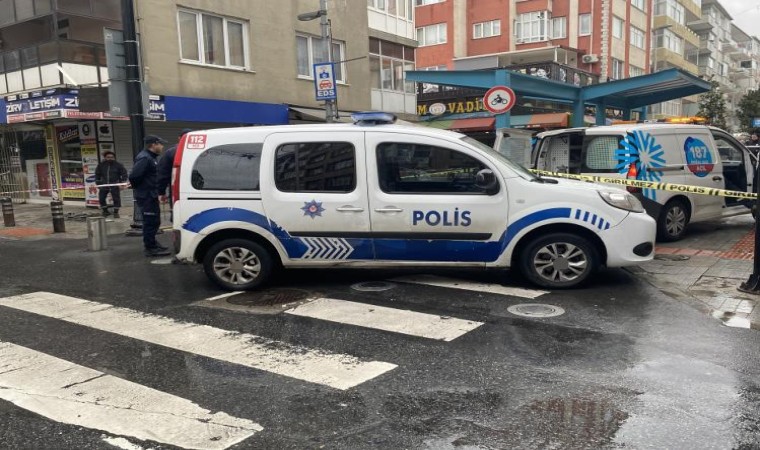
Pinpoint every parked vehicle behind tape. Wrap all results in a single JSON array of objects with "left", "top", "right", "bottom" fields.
[{"left": 534, "top": 124, "right": 756, "bottom": 241}]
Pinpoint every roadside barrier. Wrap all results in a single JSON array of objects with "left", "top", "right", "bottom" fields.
[
  {"left": 50, "top": 201, "right": 66, "bottom": 233},
  {"left": 1, "top": 197, "right": 15, "bottom": 227},
  {"left": 531, "top": 170, "right": 758, "bottom": 200}
]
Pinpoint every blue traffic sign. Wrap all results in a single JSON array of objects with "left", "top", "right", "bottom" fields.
[{"left": 313, "top": 62, "right": 337, "bottom": 101}]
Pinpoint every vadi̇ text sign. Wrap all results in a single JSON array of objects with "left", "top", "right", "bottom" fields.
[{"left": 313, "top": 62, "right": 337, "bottom": 101}]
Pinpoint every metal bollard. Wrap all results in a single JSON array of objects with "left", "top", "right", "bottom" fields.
[
  {"left": 86, "top": 216, "right": 108, "bottom": 251},
  {"left": 1, "top": 197, "right": 15, "bottom": 227},
  {"left": 50, "top": 201, "right": 65, "bottom": 233}
]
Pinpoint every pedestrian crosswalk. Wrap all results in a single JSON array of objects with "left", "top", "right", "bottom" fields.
[{"left": 0, "top": 280, "right": 544, "bottom": 449}]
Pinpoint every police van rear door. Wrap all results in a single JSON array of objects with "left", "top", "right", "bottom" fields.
[{"left": 365, "top": 131, "right": 508, "bottom": 264}]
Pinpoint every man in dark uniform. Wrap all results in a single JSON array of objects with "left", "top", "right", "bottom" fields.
[{"left": 129, "top": 135, "right": 170, "bottom": 257}]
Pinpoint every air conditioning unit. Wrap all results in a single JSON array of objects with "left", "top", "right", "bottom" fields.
[{"left": 582, "top": 54, "right": 599, "bottom": 64}]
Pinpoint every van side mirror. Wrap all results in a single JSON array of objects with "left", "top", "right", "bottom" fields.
[{"left": 475, "top": 169, "right": 498, "bottom": 194}]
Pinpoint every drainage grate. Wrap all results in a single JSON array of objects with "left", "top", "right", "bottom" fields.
[
  {"left": 351, "top": 281, "right": 397, "bottom": 292},
  {"left": 507, "top": 303, "right": 565, "bottom": 318},
  {"left": 226, "top": 288, "right": 312, "bottom": 307}
]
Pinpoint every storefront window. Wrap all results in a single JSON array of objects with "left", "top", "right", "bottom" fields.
[{"left": 56, "top": 125, "right": 85, "bottom": 200}]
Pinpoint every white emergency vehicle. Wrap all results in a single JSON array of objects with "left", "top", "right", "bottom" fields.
[
  {"left": 533, "top": 124, "right": 756, "bottom": 241},
  {"left": 170, "top": 113, "right": 655, "bottom": 290}
]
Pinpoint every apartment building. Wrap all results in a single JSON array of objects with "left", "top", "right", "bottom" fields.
[
  {"left": 730, "top": 26, "right": 760, "bottom": 130},
  {"left": 0, "top": 0, "right": 414, "bottom": 205},
  {"left": 413, "top": 0, "right": 653, "bottom": 133}
]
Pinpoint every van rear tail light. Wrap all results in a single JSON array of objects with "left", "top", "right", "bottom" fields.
[
  {"left": 171, "top": 133, "right": 189, "bottom": 206},
  {"left": 626, "top": 163, "right": 641, "bottom": 194}
]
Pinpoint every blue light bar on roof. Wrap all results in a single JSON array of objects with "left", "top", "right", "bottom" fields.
[{"left": 351, "top": 111, "right": 397, "bottom": 125}]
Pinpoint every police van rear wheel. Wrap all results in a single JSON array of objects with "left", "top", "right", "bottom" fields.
[
  {"left": 203, "top": 239, "right": 273, "bottom": 291},
  {"left": 657, "top": 200, "right": 689, "bottom": 242},
  {"left": 519, "top": 233, "right": 598, "bottom": 289}
]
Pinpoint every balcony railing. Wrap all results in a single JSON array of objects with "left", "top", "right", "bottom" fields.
[
  {"left": 416, "top": 61, "right": 598, "bottom": 101},
  {"left": 0, "top": 39, "right": 106, "bottom": 73}
]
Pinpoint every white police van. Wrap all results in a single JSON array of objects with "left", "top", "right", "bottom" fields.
[
  {"left": 533, "top": 124, "right": 755, "bottom": 241},
  {"left": 170, "top": 113, "right": 655, "bottom": 290}
]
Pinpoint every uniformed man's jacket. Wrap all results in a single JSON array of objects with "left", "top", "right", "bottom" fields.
[{"left": 129, "top": 149, "right": 160, "bottom": 200}]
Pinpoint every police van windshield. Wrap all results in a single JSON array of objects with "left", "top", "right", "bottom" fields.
[{"left": 461, "top": 136, "right": 538, "bottom": 180}]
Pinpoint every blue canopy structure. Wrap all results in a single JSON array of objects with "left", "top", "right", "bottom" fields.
[{"left": 405, "top": 68, "right": 711, "bottom": 128}]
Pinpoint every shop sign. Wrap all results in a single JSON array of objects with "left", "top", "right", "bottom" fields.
[
  {"left": 417, "top": 97, "right": 487, "bottom": 116},
  {"left": 4, "top": 89, "right": 166, "bottom": 123},
  {"left": 58, "top": 126, "right": 79, "bottom": 143}
]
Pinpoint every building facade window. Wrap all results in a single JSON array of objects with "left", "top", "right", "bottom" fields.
[
  {"left": 612, "top": 16, "right": 624, "bottom": 39},
  {"left": 652, "top": 100, "right": 682, "bottom": 116},
  {"left": 655, "top": 0, "right": 685, "bottom": 25},
  {"left": 177, "top": 9, "right": 248, "bottom": 69},
  {"left": 611, "top": 58, "right": 624, "bottom": 79},
  {"left": 370, "top": 0, "right": 414, "bottom": 20},
  {"left": 551, "top": 17, "right": 566, "bottom": 39},
  {"left": 416, "top": 23, "right": 447, "bottom": 46},
  {"left": 655, "top": 28, "right": 684, "bottom": 55},
  {"left": 414, "top": 0, "right": 443, "bottom": 5},
  {"left": 632, "top": 0, "right": 646, "bottom": 11},
  {"left": 296, "top": 35, "right": 346, "bottom": 81},
  {"left": 473, "top": 19, "right": 501, "bottom": 39},
  {"left": 629, "top": 65, "right": 645, "bottom": 77},
  {"left": 579, "top": 13, "right": 591, "bottom": 36},
  {"left": 630, "top": 26, "right": 645, "bottom": 49},
  {"left": 369, "top": 38, "right": 416, "bottom": 93},
  {"left": 515, "top": 11, "right": 550, "bottom": 43}
]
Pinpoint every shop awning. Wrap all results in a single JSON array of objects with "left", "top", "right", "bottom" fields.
[
  {"left": 510, "top": 112, "right": 569, "bottom": 129},
  {"left": 421, "top": 113, "right": 567, "bottom": 131},
  {"left": 289, "top": 106, "right": 354, "bottom": 123}
]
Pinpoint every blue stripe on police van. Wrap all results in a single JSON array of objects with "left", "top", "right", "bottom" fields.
[
  {"left": 583, "top": 211, "right": 590, "bottom": 222},
  {"left": 184, "top": 207, "right": 579, "bottom": 263},
  {"left": 591, "top": 214, "right": 597, "bottom": 226},
  {"left": 598, "top": 219, "right": 605, "bottom": 230},
  {"left": 575, "top": 210, "right": 581, "bottom": 220}
]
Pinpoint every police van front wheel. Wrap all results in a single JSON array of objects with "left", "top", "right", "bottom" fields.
[
  {"left": 519, "top": 233, "right": 599, "bottom": 289},
  {"left": 203, "top": 239, "right": 273, "bottom": 291}
]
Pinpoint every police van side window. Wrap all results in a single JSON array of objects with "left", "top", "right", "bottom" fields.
[
  {"left": 377, "top": 142, "right": 492, "bottom": 194},
  {"left": 274, "top": 142, "right": 356, "bottom": 193},
  {"left": 581, "top": 136, "right": 620, "bottom": 173},
  {"left": 191, "top": 143, "right": 262, "bottom": 190}
]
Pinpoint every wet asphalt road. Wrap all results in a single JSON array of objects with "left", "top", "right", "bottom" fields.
[{"left": 0, "top": 235, "right": 759, "bottom": 449}]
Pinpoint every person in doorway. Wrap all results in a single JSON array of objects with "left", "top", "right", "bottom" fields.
[
  {"left": 157, "top": 128, "right": 192, "bottom": 220},
  {"left": 94, "top": 150, "right": 128, "bottom": 218},
  {"left": 744, "top": 129, "right": 760, "bottom": 147},
  {"left": 129, "top": 135, "right": 170, "bottom": 257}
]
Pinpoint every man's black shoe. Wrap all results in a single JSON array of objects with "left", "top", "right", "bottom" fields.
[{"left": 144, "top": 248, "right": 171, "bottom": 257}]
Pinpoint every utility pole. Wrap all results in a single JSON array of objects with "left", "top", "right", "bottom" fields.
[
  {"left": 121, "top": 0, "right": 145, "bottom": 158},
  {"left": 320, "top": 0, "right": 335, "bottom": 123}
]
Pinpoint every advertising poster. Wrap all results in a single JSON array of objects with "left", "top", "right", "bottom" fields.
[
  {"left": 57, "top": 125, "right": 85, "bottom": 200},
  {"left": 78, "top": 121, "right": 97, "bottom": 144},
  {"left": 44, "top": 125, "right": 61, "bottom": 201},
  {"left": 97, "top": 121, "right": 113, "bottom": 141},
  {"left": 82, "top": 145, "right": 99, "bottom": 206}
]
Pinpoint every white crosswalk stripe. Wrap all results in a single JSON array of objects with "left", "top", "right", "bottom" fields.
[
  {"left": 0, "top": 292, "right": 397, "bottom": 390},
  {"left": 0, "top": 341, "right": 262, "bottom": 450},
  {"left": 391, "top": 275, "right": 548, "bottom": 299},
  {"left": 285, "top": 297, "right": 483, "bottom": 341}
]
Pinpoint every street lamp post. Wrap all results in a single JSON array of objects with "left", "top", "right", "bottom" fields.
[{"left": 298, "top": 0, "right": 335, "bottom": 123}]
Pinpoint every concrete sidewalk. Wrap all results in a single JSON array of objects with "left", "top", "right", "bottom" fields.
[
  {"left": 2, "top": 200, "right": 759, "bottom": 329},
  {"left": 0, "top": 201, "right": 172, "bottom": 241}
]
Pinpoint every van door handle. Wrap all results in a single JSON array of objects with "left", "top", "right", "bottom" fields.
[
  {"left": 336, "top": 206, "right": 364, "bottom": 212},
  {"left": 712, "top": 176, "right": 723, "bottom": 181},
  {"left": 375, "top": 207, "right": 404, "bottom": 213}
]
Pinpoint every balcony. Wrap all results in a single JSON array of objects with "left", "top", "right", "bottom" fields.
[
  {"left": 415, "top": 61, "right": 599, "bottom": 102},
  {"left": 0, "top": 40, "right": 107, "bottom": 95}
]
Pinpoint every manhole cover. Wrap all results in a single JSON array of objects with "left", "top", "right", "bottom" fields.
[
  {"left": 226, "top": 288, "right": 312, "bottom": 306},
  {"left": 654, "top": 254, "right": 690, "bottom": 261},
  {"left": 351, "top": 281, "right": 397, "bottom": 292},
  {"left": 507, "top": 303, "right": 565, "bottom": 318}
]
